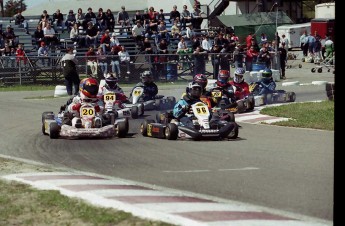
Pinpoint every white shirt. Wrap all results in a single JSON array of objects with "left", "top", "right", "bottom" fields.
[
  {"left": 118, "top": 51, "right": 130, "bottom": 62},
  {"left": 43, "top": 27, "right": 56, "bottom": 36},
  {"left": 202, "top": 39, "right": 212, "bottom": 51},
  {"left": 132, "top": 25, "right": 144, "bottom": 36}
]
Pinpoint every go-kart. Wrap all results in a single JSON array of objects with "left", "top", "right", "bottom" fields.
[
  {"left": 207, "top": 87, "right": 255, "bottom": 114},
  {"left": 140, "top": 102, "right": 239, "bottom": 141},
  {"left": 249, "top": 83, "right": 296, "bottom": 106},
  {"left": 124, "top": 86, "right": 176, "bottom": 111},
  {"left": 102, "top": 91, "right": 143, "bottom": 119},
  {"left": 42, "top": 103, "right": 128, "bottom": 139}
]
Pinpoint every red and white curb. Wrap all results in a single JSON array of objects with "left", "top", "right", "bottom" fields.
[
  {"left": 235, "top": 105, "right": 290, "bottom": 124},
  {"left": 3, "top": 172, "right": 331, "bottom": 226}
]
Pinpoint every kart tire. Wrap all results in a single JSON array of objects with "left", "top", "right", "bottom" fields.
[
  {"left": 317, "top": 68, "right": 322, "bottom": 73},
  {"left": 299, "top": 64, "right": 302, "bottom": 68},
  {"left": 301, "top": 57, "right": 305, "bottom": 62},
  {"left": 247, "top": 95, "right": 255, "bottom": 111},
  {"left": 42, "top": 111, "right": 54, "bottom": 123},
  {"left": 325, "top": 83, "right": 335, "bottom": 91},
  {"left": 155, "top": 99, "right": 162, "bottom": 110},
  {"left": 236, "top": 100, "right": 246, "bottom": 113},
  {"left": 228, "top": 122, "right": 239, "bottom": 139},
  {"left": 49, "top": 122, "right": 60, "bottom": 139},
  {"left": 264, "top": 94, "right": 273, "bottom": 105},
  {"left": 131, "top": 106, "right": 139, "bottom": 119},
  {"left": 155, "top": 112, "right": 161, "bottom": 123},
  {"left": 140, "top": 119, "right": 155, "bottom": 136},
  {"left": 167, "top": 96, "right": 176, "bottom": 109},
  {"left": 165, "top": 123, "right": 178, "bottom": 140},
  {"left": 311, "top": 68, "right": 316, "bottom": 73},
  {"left": 288, "top": 92, "right": 296, "bottom": 102},
  {"left": 116, "top": 121, "right": 128, "bottom": 138},
  {"left": 42, "top": 123, "right": 48, "bottom": 135}
]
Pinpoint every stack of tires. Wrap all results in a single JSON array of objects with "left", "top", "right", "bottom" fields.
[{"left": 325, "top": 82, "right": 335, "bottom": 101}]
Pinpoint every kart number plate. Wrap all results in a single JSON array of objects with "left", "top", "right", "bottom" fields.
[
  {"left": 212, "top": 91, "right": 222, "bottom": 97},
  {"left": 195, "top": 106, "right": 208, "bottom": 115},
  {"left": 147, "top": 124, "right": 152, "bottom": 136},
  {"left": 81, "top": 106, "right": 95, "bottom": 117},
  {"left": 104, "top": 93, "right": 116, "bottom": 102},
  {"left": 133, "top": 90, "right": 143, "bottom": 96}
]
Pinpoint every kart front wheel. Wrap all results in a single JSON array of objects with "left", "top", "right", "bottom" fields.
[
  {"left": 140, "top": 119, "right": 155, "bottom": 136},
  {"left": 49, "top": 122, "right": 60, "bottom": 139},
  {"left": 165, "top": 123, "right": 178, "bottom": 140},
  {"left": 288, "top": 92, "right": 296, "bottom": 102},
  {"left": 131, "top": 106, "right": 139, "bottom": 119},
  {"left": 42, "top": 111, "right": 54, "bottom": 123},
  {"left": 116, "top": 121, "right": 128, "bottom": 138}
]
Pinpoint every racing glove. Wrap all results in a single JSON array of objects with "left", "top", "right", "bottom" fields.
[{"left": 71, "top": 103, "right": 81, "bottom": 111}]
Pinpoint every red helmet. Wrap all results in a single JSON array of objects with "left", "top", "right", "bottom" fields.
[
  {"left": 80, "top": 78, "right": 99, "bottom": 98},
  {"left": 217, "top": 70, "right": 230, "bottom": 87},
  {"left": 193, "top": 74, "right": 208, "bottom": 89}
]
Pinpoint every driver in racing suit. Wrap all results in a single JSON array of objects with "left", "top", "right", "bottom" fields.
[
  {"left": 229, "top": 67, "right": 250, "bottom": 100},
  {"left": 210, "top": 70, "right": 237, "bottom": 109},
  {"left": 253, "top": 68, "right": 276, "bottom": 95},
  {"left": 64, "top": 77, "right": 102, "bottom": 127},
  {"left": 130, "top": 70, "right": 158, "bottom": 101},
  {"left": 97, "top": 73, "right": 129, "bottom": 104}
]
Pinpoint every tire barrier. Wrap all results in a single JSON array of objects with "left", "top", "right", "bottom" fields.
[{"left": 54, "top": 85, "right": 68, "bottom": 97}]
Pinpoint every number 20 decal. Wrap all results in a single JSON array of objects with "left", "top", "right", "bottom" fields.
[{"left": 82, "top": 108, "right": 95, "bottom": 116}]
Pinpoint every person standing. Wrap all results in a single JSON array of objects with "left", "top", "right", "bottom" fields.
[
  {"left": 278, "top": 43, "right": 287, "bottom": 80},
  {"left": 61, "top": 47, "right": 80, "bottom": 95}
]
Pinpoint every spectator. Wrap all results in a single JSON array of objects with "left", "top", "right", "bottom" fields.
[
  {"left": 246, "top": 32, "right": 254, "bottom": 49},
  {"left": 105, "top": 9, "right": 115, "bottom": 32},
  {"left": 281, "top": 34, "right": 289, "bottom": 53},
  {"left": 157, "top": 9, "right": 165, "bottom": 23},
  {"left": 85, "top": 21, "right": 99, "bottom": 48},
  {"left": 96, "top": 8, "right": 107, "bottom": 32},
  {"left": 245, "top": 45, "right": 258, "bottom": 71},
  {"left": 33, "top": 25, "right": 44, "bottom": 50},
  {"left": 37, "top": 42, "right": 51, "bottom": 67},
  {"left": 144, "top": 19, "right": 158, "bottom": 39},
  {"left": 65, "top": 10, "right": 76, "bottom": 33},
  {"left": 324, "top": 37, "right": 334, "bottom": 59},
  {"left": 84, "top": 7, "right": 96, "bottom": 29},
  {"left": 132, "top": 10, "right": 143, "bottom": 26},
  {"left": 170, "top": 20, "right": 181, "bottom": 38},
  {"left": 169, "top": 5, "right": 180, "bottom": 24},
  {"left": 117, "top": 6, "right": 130, "bottom": 35},
  {"left": 86, "top": 46, "right": 98, "bottom": 76},
  {"left": 155, "top": 20, "right": 170, "bottom": 45},
  {"left": 15, "top": 43, "right": 27, "bottom": 67},
  {"left": 76, "top": 8, "right": 85, "bottom": 28},
  {"left": 14, "top": 11, "right": 29, "bottom": 34},
  {"left": 185, "top": 23, "right": 196, "bottom": 40},
  {"left": 132, "top": 20, "right": 145, "bottom": 46},
  {"left": 177, "top": 37, "right": 189, "bottom": 53},
  {"left": 100, "top": 30, "right": 111, "bottom": 53},
  {"left": 110, "top": 32, "right": 120, "bottom": 48},
  {"left": 274, "top": 32, "right": 280, "bottom": 49},
  {"left": 306, "top": 33, "right": 316, "bottom": 56},
  {"left": 191, "top": 4, "right": 205, "bottom": 30},
  {"left": 278, "top": 42, "right": 287, "bottom": 79},
  {"left": 3, "top": 25, "right": 18, "bottom": 48},
  {"left": 258, "top": 45, "right": 271, "bottom": 68},
  {"left": 39, "top": 10, "right": 51, "bottom": 26},
  {"left": 96, "top": 46, "right": 108, "bottom": 75},
  {"left": 147, "top": 6, "right": 158, "bottom": 21},
  {"left": 61, "top": 47, "right": 80, "bottom": 95},
  {"left": 142, "top": 9, "right": 150, "bottom": 27},
  {"left": 52, "top": 9, "right": 65, "bottom": 33},
  {"left": 210, "top": 44, "right": 222, "bottom": 79},
  {"left": 43, "top": 23, "right": 59, "bottom": 46},
  {"left": 108, "top": 45, "right": 121, "bottom": 77},
  {"left": 300, "top": 30, "right": 308, "bottom": 56},
  {"left": 214, "top": 33, "right": 229, "bottom": 50},
  {"left": 191, "top": 36, "right": 201, "bottom": 50},
  {"left": 141, "top": 37, "right": 154, "bottom": 62},
  {"left": 314, "top": 34, "right": 323, "bottom": 61},
  {"left": 260, "top": 33, "right": 268, "bottom": 44},
  {"left": 0, "top": 43, "right": 15, "bottom": 67},
  {"left": 181, "top": 5, "right": 192, "bottom": 30},
  {"left": 118, "top": 46, "right": 131, "bottom": 74},
  {"left": 201, "top": 35, "right": 212, "bottom": 52},
  {"left": 193, "top": 46, "right": 207, "bottom": 75},
  {"left": 70, "top": 23, "right": 83, "bottom": 48}
]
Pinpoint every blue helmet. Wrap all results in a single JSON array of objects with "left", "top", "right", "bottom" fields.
[
  {"left": 234, "top": 68, "right": 245, "bottom": 83},
  {"left": 262, "top": 68, "right": 272, "bottom": 78}
]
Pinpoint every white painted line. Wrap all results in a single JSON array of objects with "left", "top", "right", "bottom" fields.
[
  {"left": 218, "top": 167, "right": 260, "bottom": 171},
  {"left": 312, "top": 81, "right": 328, "bottom": 85},
  {"left": 163, "top": 170, "right": 210, "bottom": 173},
  {"left": 282, "top": 81, "right": 300, "bottom": 86}
]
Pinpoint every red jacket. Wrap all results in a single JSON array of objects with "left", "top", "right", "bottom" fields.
[{"left": 229, "top": 81, "right": 250, "bottom": 100}]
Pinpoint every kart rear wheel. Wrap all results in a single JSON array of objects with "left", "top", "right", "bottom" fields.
[
  {"left": 131, "top": 106, "right": 139, "bottom": 119},
  {"left": 317, "top": 68, "right": 322, "bottom": 73},
  {"left": 311, "top": 68, "right": 316, "bottom": 73},
  {"left": 228, "top": 122, "right": 239, "bottom": 139},
  {"left": 264, "top": 94, "right": 273, "bottom": 105},
  {"left": 236, "top": 100, "right": 246, "bottom": 113},
  {"left": 140, "top": 119, "right": 155, "bottom": 136},
  {"left": 49, "top": 122, "right": 60, "bottom": 139},
  {"left": 155, "top": 99, "right": 162, "bottom": 110},
  {"left": 299, "top": 64, "right": 302, "bottom": 68},
  {"left": 247, "top": 95, "right": 255, "bottom": 111},
  {"left": 42, "top": 111, "right": 54, "bottom": 123},
  {"left": 288, "top": 92, "right": 296, "bottom": 102},
  {"left": 165, "top": 123, "right": 178, "bottom": 140},
  {"left": 116, "top": 121, "right": 128, "bottom": 138},
  {"left": 138, "top": 103, "right": 145, "bottom": 116},
  {"left": 167, "top": 96, "right": 176, "bottom": 109}
]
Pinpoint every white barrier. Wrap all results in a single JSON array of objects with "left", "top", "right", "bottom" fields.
[
  {"left": 54, "top": 85, "right": 68, "bottom": 97},
  {"left": 249, "top": 71, "right": 262, "bottom": 83},
  {"left": 271, "top": 69, "right": 280, "bottom": 82}
]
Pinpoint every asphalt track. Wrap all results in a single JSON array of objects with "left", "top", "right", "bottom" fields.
[{"left": 0, "top": 58, "right": 334, "bottom": 225}]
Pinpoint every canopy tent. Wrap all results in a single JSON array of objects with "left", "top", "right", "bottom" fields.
[{"left": 211, "top": 11, "right": 294, "bottom": 44}]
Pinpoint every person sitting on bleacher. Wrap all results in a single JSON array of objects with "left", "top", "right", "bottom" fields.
[
  {"left": 85, "top": 21, "right": 99, "bottom": 48},
  {"left": 185, "top": 23, "right": 196, "bottom": 40},
  {"left": 155, "top": 20, "right": 170, "bottom": 45},
  {"left": 108, "top": 45, "right": 122, "bottom": 77},
  {"left": 70, "top": 23, "right": 83, "bottom": 48},
  {"left": 33, "top": 25, "right": 44, "bottom": 50},
  {"left": 132, "top": 20, "right": 145, "bottom": 47},
  {"left": 117, "top": 6, "right": 130, "bottom": 35},
  {"left": 84, "top": 7, "right": 96, "bottom": 30},
  {"left": 191, "top": 4, "right": 205, "bottom": 30},
  {"left": 181, "top": 5, "right": 192, "bottom": 30},
  {"left": 43, "top": 23, "right": 59, "bottom": 46},
  {"left": 170, "top": 19, "right": 181, "bottom": 39},
  {"left": 118, "top": 46, "right": 131, "bottom": 75},
  {"left": 144, "top": 19, "right": 158, "bottom": 39},
  {"left": 132, "top": 10, "right": 144, "bottom": 26},
  {"left": 14, "top": 11, "right": 29, "bottom": 34},
  {"left": 142, "top": 9, "right": 150, "bottom": 28},
  {"left": 110, "top": 32, "right": 120, "bottom": 48},
  {"left": 3, "top": 25, "right": 18, "bottom": 48},
  {"left": 100, "top": 30, "right": 111, "bottom": 53},
  {"left": 86, "top": 46, "right": 98, "bottom": 76},
  {"left": 157, "top": 9, "right": 165, "bottom": 23},
  {"left": 141, "top": 37, "right": 154, "bottom": 62},
  {"left": 169, "top": 5, "right": 180, "bottom": 24},
  {"left": 96, "top": 46, "right": 108, "bottom": 75},
  {"left": 76, "top": 8, "right": 85, "bottom": 29},
  {"left": 52, "top": 9, "right": 65, "bottom": 33},
  {"left": 96, "top": 8, "right": 107, "bottom": 32},
  {"left": 39, "top": 10, "right": 51, "bottom": 28},
  {"left": 105, "top": 9, "right": 115, "bottom": 33},
  {"left": 65, "top": 10, "right": 76, "bottom": 33}
]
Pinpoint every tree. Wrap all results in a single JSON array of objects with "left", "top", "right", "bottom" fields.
[{"left": 4, "top": 0, "right": 27, "bottom": 17}]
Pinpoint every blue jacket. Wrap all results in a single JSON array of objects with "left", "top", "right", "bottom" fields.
[
  {"left": 256, "top": 78, "right": 276, "bottom": 95},
  {"left": 173, "top": 94, "right": 200, "bottom": 119}
]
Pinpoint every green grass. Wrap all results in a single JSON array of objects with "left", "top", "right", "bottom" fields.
[
  {"left": 0, "top": 178, "right": 173, "bottom": 226},
  {"left": 260, "top": 100, "right": 334, "bottom": 131}
]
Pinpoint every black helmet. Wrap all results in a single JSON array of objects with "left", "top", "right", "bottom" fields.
[
  {"left": 105, "top": 73, "right": 119, "bottom": 89},
  {"left": 141, "top": 71, "right": 153, "bottom": 84},
  {"left": 188, "top": 82, "right": 202, "bottom": 100}
]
